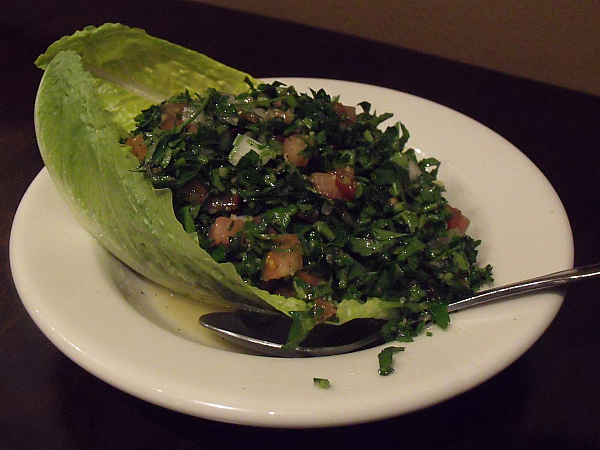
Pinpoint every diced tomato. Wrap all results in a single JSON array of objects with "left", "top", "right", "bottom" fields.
[
  {"left": 314, "top": 298, "right": 336, "bottom": 323},
  {"left": 332, "top": 167, "right": 357, "bottom": 201},
  {"left": 310, "top": 166, "right": 356, "bottom": 201},
  {"left": 310, "top": 172, "right": 342, "bottom": 200},
  {"left": 160, "top": 102, "right": 185, "bottom": 130},
  {"left": 179, "top": 179, "right": 208, "bottom": 206},
  {"left": 296, "top": 270, "right": 325, "bottom": 286},
  {"left": 262, "top": 234, "right": 303, "bottom": 281},
  {"left": 208, "top": 216, "right": 245, "bottom": 247},
  {"left": 333, "top": 102, "right": 357, "bottom": 123},
  {"left": 125, "top": 134, "right": 147, "bottom": 162},
  {"left": 447, "top": 207, "right": 470, "bottom": 234},
  {"left": 186, "top": 122, "right": 199, "bottom": 134},
  {"left": 282, "top": 135, "right": 309, "bottom": 167}
]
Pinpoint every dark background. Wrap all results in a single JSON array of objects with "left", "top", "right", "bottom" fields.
[{"left": 1, "top": 1, "right": 599, "bottom": 448}]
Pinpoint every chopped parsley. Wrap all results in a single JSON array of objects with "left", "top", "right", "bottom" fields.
[
  {"left": 378, "top": 346, "right": 405, "bottom": 376},
  {"left": 313, "top": 378, "right": 331, "bottom": 389},
  {"left": 123, "top": 79, "right": 493, "bottom": 349}
]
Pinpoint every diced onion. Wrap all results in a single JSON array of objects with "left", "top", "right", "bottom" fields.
[
  {"left": 228, "top": 134, "right": 274, "bottom": 166},
  {"left": 408, "top": 160, "right": 422, "bottom": 181}
]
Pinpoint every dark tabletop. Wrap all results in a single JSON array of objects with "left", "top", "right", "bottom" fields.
[{"left": 2, "top": 1, "right": 600, "bottom": 448}]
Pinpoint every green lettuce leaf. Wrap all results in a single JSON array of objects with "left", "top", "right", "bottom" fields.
[{"left": 34, "top": 23, "right": 401, "bottom": 322}]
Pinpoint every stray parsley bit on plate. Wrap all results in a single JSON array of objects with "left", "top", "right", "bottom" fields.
[
  {"left": 313, "top": 378, "right": 331, "bottom": 389},
  {"left": 378, "top": 346, "right": 405, "bottom": 376}
]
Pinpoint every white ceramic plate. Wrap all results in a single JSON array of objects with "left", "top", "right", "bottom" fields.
[{"left": 10, "top": 79, "right": 573, "bottom": 428}]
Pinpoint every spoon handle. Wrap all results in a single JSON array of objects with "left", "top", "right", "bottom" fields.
[{"left": 447, "top": 263, "right": 600, "bottom": 313}]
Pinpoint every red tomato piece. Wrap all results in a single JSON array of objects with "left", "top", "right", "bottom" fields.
[
  {"left": 262, "top": 234, "right": 303, "bottom": 281},
  {"left": 447, "top": 207, "right": 470, "bottom": 234},
  {"left": 282, "top": 135, "right": 310, "bottom": 167},
  {"left": 208, "top": 216, "right": 245, "bottom": 247},
  {"left": 310, "top": 166, "right": 356, "bottom": 201},
  {"left": 332, "top": 167, "right": 357, "bottom": 201},
  {"left": 314, "top": 298, "right": 336, "bottom": 323},
  {"left": 125, "top": 134, "right": 147, "bottom": 162},
  {"left": 179, "top": 179, "right": 208, "bottom": 206},
  {"left": 310, "top": 172, "right": 343, "bottom": 200}
]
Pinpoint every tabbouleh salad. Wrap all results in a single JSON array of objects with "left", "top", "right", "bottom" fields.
[{"left": 123, "top": 79, "right": 493, "bottom": 348}]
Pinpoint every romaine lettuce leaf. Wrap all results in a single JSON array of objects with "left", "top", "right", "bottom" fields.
[{"left": 34, "top": 23, "right": 401, "bottom": 322}]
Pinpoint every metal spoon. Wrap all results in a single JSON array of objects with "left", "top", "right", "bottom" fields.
[{"left": 199, "top": 263, "right": 600, "bottom": 357}]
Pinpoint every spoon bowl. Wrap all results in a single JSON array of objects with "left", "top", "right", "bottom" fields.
[
  {"left": 200, "top": 310, "right": 386, "bottom": 357},
  {"left": 199, "top": 263, "right": 600, "bottom": 357}
]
